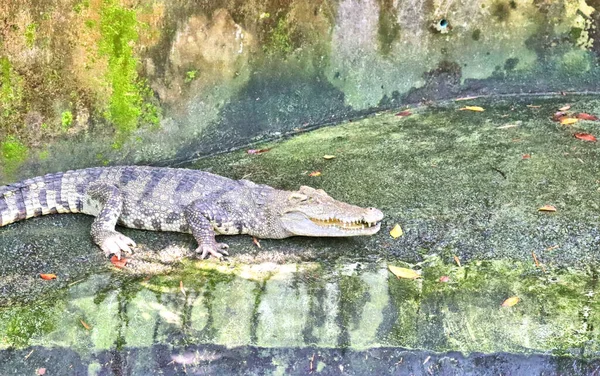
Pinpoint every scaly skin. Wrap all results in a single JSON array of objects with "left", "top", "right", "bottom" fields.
[{"left": 0, "top": 166, "right": 384, "bottom": 259}]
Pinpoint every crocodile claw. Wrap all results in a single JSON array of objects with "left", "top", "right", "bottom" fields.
[
  {"left": 100, "top": 232, "right": 137, "bottom": 259},
  {"left": 197, "top": 242, "right": 229, "bottom": 259}
]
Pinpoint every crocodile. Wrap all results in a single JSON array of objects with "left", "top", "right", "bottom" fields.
[{"left": 0, "top": 166, "right": 384, "bottom": 259}]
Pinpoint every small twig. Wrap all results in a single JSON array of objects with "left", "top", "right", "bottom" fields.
[
  {"left": 24, "top": 349, "right": 34, "bottom": 360},
  {"left": 492, "top": 167, "right": 506, "bottom": 179}
]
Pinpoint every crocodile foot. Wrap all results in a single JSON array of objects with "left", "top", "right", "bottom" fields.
[
  {"left": 196, "top": 242, "right": 229, "bottom": 259},
  {"left": 99, "top": 231, "right": 137, "bottom": 259}
]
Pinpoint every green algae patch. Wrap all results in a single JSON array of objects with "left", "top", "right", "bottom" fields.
[
  {"left": 0, "top": 57, "right": 24, "bottom": 136},
  {"left": 383, "top": 255, "right": 598, "bottom": 355},
  {"left": 0, "top": 136, "right": 28, "bottom": 177},
  {"left": 98, "top": 0, "right": 160, "bottom": 143},
  {"left": 0, "top": 302, "right": 58, "bottom": 348},
  {"left": 264, "top": 18, "right": 294, "bottom": 56}
]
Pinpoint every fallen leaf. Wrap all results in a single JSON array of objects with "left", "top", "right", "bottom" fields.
[
  {"left": 501, "top": 296, "right": 520, "bottom": 307},
  {"left": 552, "top": 111, "right": 568, "bottom": 121},
  {"left": 40, "top": 273, "right": 57, "bottom": 280},
  {"left": 455, "top": 96, "right": 480, "bottom": 101},
  {"left": 531, "top": 251, "right": 539, "bottom": 267},
  {"left": 560, "top": 117, "right": 578, "bottom": 125},
  {"left": 526, "top": 105, "right": 541, "bottom": 108},
  {"left": 559, "top": 104, "right": 571, "bottom": 111},
  {"left": 253, "top": 237, "right": 261, "bottom": 248},
  {"left": 538, "top": 205, "right": 557, "bottom": 212},
  {"left": 395, "top": 110, "right": 412, "bottom": 117},
  {"left": 575, "top": 133, "right": 597, "bottom": 142},
  {"left": 247, "top": 148, "right": 271, "bottom": 155},
  {"left": 388, "top": 265, "right": 421, "bottom": 279},
  {"left": 110, "top": 255, "right": 128, "bottom": 269},
  {"left": 80, "top": 319, "right": 91, "bottom": 330},
  {"left": 497, "top": 123, "right": 519, "bottom": 129},
  {"left": 439, "top": 276, "right": 450, "bottom": 283},
  {"left": 522, "top": 154, "right": 531, "bottom": 159},
  {"left": 308, "top": 171, "right": 321, "bottom": 177},
  {"left": 180, "top": 281, "right": 186, "bottom": 297},
  {"left": 459, "top": 106, "right": 485, "bottom": 112},
  {"left": 576, "top": 113, "right": 599, "bottom": 121},
  {"left": 36, "top": 368, "right": 46, "bottom": 376},
  {"left": 323, "top": 155, "right": 336, "bottom": 160},
  {"left": 453, "top": 255, "right": 461, "bottom": 267},
  {"left": 390, "top": 224, "right": 403, "bottom": 239}
]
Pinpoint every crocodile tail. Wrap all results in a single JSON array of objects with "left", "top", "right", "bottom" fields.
[{"left": 0, "top": 171, "right": 87, "bottom": 227}]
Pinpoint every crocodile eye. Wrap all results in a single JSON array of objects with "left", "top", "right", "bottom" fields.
[{"left": 289, "top": 193, "right": 308, "bottom": 202}]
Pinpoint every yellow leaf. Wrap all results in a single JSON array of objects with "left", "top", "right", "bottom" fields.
[
  {"left": 453, "top": 255, "right": 461, "bottom": 267},
  {"left": 538, "top": 205, "right": 557, "bottom": 212},
  {"left": 80, "top": 319, "right": 91, "bottom": 330},
  {"left": 459, "top": 106, "right": 485, "bottom": 112},
  {"left": 501, "top": 296, "right": 520, "bottom": 307},
  {"left": 308, "top": 171, "right": 321, "bottom": 177},
  {"left": 388, "top": 265, "right": 421, "bottom": 279},
  {"left": 560, "top": 117, "right": 578, "bottom": 125},
  {"left": 323, "top": 155, "right": 336, "bottom": 160},
  {"left": 390, "top": 224, "right": 403, "bottom": 239}
]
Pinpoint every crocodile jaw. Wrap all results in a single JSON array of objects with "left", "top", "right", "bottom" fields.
[{"left": 280, "top": 211, "right": 383, "bottom": 237}]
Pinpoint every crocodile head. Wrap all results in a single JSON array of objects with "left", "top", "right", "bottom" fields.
[{"left": 278, "top": 186, "right": 383, "bottom": 237}]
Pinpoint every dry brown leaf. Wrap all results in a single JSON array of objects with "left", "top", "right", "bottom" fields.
[
  {"left": 323, "top": 155, "right": 336, "bottom": 160},
  {"left": 575, "top": 133, "right": 597, "bottom": 142},
  {"left": 388, "top": 265, "right": 421, "bottom": 279},
  {"left": 501, "top": 296, "right": 520, "bottom": 307},
  {"left": 576, "top": 113, "right": 599, "bottom": 121},
  {"left": 80, "top": 319, "right": 91, "bottom": 330},
  {"left": 40, "top": 273, "right": 57, "bottom": 280},
  {"left": 522, "top": 154, "right": 531, "bottom": 159},
  {"left": 110, "top": 255, "right": 128, "bottom": 269},
  {"left": 453, "top": 255, "right": 461, "bottom": 267},
  {"left": 559, "top": 104, "right": 571, "bottom": 111},
  {"left": 531, "top": 251, "right": 539, "bottom": 267},
  {"left": 247, "top": 148, "right": 271, "bottom": 155},
  {"left": 395, "top": 110, "right": 412, "bottom": 117},
  {"left": 538, "top": 205, "right": 557, "bottom": 212}
]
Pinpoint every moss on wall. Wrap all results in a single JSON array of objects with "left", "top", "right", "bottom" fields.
[{"left": 98, "top": 0, "right": 159, "bottom": 144}]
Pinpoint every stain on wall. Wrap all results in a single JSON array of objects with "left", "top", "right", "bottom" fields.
[{"left": 1, "top": 0, "right": 600, "bottom": 181}]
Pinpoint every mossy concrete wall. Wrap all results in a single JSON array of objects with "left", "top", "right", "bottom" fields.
[{"left": 2, "top": 0, "right": 600, "bottom": 181}]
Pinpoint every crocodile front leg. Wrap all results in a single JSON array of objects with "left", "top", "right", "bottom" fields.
[
  {"left": 86, "top": 183, "right": 136, "bottom": 259},
  {"left": 184, "top": 200, "right": 230, "bottom": 259}
]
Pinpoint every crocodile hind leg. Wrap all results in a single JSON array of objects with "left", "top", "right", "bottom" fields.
[
  {"left": 85, "top": 183, "right": 136, "bottom": 259},
  {"left": 184, "top": 200, "right": 229, "bottom": 259}
]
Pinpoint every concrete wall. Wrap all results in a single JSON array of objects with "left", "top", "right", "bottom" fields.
[{"left": 1, "top": 0, "right": 600, "bottom": 182}]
